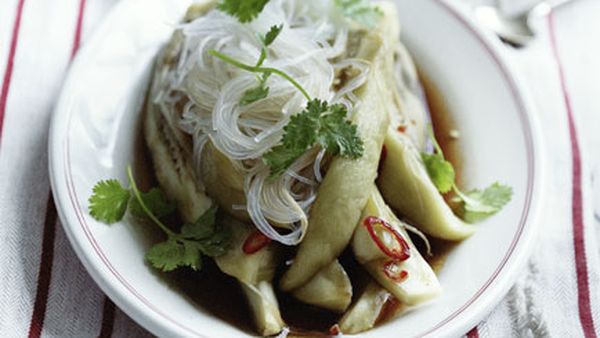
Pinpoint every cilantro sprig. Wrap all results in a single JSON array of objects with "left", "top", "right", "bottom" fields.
[
  {"left": 210, "top": 49, "right": 310, "bottom": 102},
  {"left": 421, "top": 126, "right": 513, "bottom": 223},
  {"left": 453, "top": 182, "right": 513, "bottom": 223},
  {"left": 264, "top": 99, "right": 363, "bottom": 177},
  {"left": 88, "top": 167, "right": 230, "bottom": 272},
  {"left": 89, "top": 179, "right": 131, "bottom": 224},
  {"left": 217, "top": 0, "right": 270, "bottom": 23},
  {"left": 210, "top": 27, "right": 364, "bottom": 178},
  {"left": 217, "top": 0, "right": 382, "bottom": 28},
  {"left": 239, "top": 25, "right": 283, "bottom": 106},
  {"left": 335, "top": 0, "right": 382, "bottom": 28}
]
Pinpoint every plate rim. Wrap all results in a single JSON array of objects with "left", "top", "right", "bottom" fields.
[{"left": 48, "top": 0, "right": 545, "bottom": 337}]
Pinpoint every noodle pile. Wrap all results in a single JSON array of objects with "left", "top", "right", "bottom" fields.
[{"left": 153, "top": 0, "right": 369, "bottom": 245}]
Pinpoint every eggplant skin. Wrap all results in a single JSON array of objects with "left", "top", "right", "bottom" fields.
[{"left": 144, "top": 85, "right": 213, "bottom": 223}]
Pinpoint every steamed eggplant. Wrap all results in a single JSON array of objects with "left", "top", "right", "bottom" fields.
[
  {"left": 144, "top": 85, "right": 212, "bottom": 223},
  {"left": 378, "top": 23, "right": 475, "bottom": 240},
  {"left": 280, "top": 2, "right": 397, "bottom": 292},
  {"left": 292, "top": 260, "right": 353, "bottom": 313},
  {"left": 200, "top": 141, "right": 249, "bottom": 222},
  {"left": 214, "top": 217, "right": 285, "bottom": 335},
  {"left": 338, "top": 282, "right": 391, "bottom": 334},
  {"left": 378, "top": 131, "right": 476, "bottom": 240},
  {"left": 389, "top": 43, "right": 429, "bottom": 151},
  {"left": 352, "top": 188, "right": 441, "bottom": 305},
  {"left": 145, "top": 22, "right": 286, "bottom": 334}
]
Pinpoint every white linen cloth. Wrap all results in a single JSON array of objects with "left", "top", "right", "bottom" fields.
[{"left": 0, "top": 0, "right": 598, "bottom": 337}]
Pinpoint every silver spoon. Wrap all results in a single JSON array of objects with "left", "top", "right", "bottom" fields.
[{"left": 474, "top": 0, "right": 575, "bottom": 47}]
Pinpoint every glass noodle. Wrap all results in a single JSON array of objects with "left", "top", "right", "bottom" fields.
[{"left": 153, "top": 0, "right": 370, "bottom": 245}]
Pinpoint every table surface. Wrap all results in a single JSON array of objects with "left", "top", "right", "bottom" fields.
[{"left": 0, "top": 0, "right": 598, "bottom": 337}]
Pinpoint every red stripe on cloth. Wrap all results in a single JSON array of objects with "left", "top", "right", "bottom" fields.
[
  {"left": 27, "top": 1, "right": 89, "bottom": 336},
  {"left": 99, "top": 298, "right": 116, "bottom": 338},
  {"left": 548, "top": 13, "right": 598, "bottom": 338},
  {"left": 71, "top": 0, "right": 87, "bottom": 57},
  {"left": 27, "top": 194, "right": 57, "bottom": 338},
  {"left": 0, "top": 0, "right": 26, "bottom": 146},
  {"left": 466, "top": 327, "right": 480, "bottom": 338}
]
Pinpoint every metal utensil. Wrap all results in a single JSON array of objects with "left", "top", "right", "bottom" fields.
[{"left": 474, "top": 0, "right": 574, "bottom": 47}]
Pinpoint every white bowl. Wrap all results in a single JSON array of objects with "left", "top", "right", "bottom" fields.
[{"left": 49, "top": 0, "right": 544, "bottom": 337}]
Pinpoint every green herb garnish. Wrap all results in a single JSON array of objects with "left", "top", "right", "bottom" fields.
[
  {"left": 129, "top": 187, "right": 176, "bottom": 219},
  {"left": 217, "top": 0, "right": 382, "bottom": 27},
  {"left": 335, "top": 0, "right": 383, "bottom": 28},
  {"left": 239, "top": 25, "right": 283, "bottom": 106},
  {"left": 421, "top": 126, "right": 512, "bottom": 223},
  {"left": 454, "top": 182, "right": 513, "bottom": 223},
  {"left": 217, "top": 0, "right": 271, "bottom": 23},
  {"left": 88, "top": 167, "right": 230, "bottom": 272},
  {"left": 210, "top": 45, "right": 364, "bottom": 178},
  {"left": 263, "top": 99, "right": 363, "bottom": 177},
  {"left": 89, "top": 179, "right": 130, "bottom": 224}
]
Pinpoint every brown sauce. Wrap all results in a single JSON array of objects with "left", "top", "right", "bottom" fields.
[
  {"left": 132, "top": 70, "right": 464, "bottom": 336},
  {"left": 419, "top": 70, "right": 463, "bottom": 273}
]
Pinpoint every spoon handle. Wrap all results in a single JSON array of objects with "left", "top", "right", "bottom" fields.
[
  {"left": 531, "top": 0, "right": 575, "bottom": 17},
  {"left": 545, "top": 0, "right": 576, "bottom": 10}
]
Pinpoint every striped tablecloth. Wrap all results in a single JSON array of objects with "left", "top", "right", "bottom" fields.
[{"left": 0, "top": 0, "right": 598, "bottom": 337}]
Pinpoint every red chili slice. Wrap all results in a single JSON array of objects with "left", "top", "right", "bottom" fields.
[
  {"left": 363, "top": 216, "right": 410, "bottom": 261},
  {"left": 329, "top": 324, "right": 341, "bottom": 336},
  {"left": 383, "top": 261, "right": 409, "bottom": 283},
  {"left": 242, "top": 231, "right": 272, "bottom": 255}
]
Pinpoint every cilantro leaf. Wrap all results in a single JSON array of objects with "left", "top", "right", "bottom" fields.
[
  {"left": 182, "top": 241, "right": 203, "bottom": 271},
  {"left": 335, "top": 0, "right": 382, "bottom": 28},
  {"left": 264, "top": 99, "right": 363, "bottom": 177},
  {"left": 145, "top": 239, "right": 202, "bottom": 272},
  {"left": 217, "top": 0, "right": 270, "bottom": 23},
  {"left": 421, "top": 125, "right": 513, "bottom": 223},
  {"left": 89, "top": 179, "right": 130, "bottom": 224},
  {"left": 239, "top": 25, "right": 282, "bottom": 106},
  {"left": 318, "top": 103, "right": 364, "bottom": 158},
  {"left": 460, "top": 183, "right": 513, "bottom": 223},
  {"left": 262, "top": 24, "right": 282, "bottom": 47},
  {"left": 198, "top": 224, "right": 232, "bottom": 257},
  {"left": 144, "top": 205, "right": 227, "bottom": 271},
  {"left": 145, "top": 239, "right": 185, "bottom": 272},
  {"left": 129, "top": 187, "right": 176, "bottom": 219},
  {"left": 182, "top": 206, "right": 230, "bottom": 257},
  {"left": 421, "top": 153, "right": 455, "bottom": 194},
  {"left": 89, "top": 169, "right": 230, "bottom": 275},
  {"left": 181, "top": 206, "right": 218, "bottom": 240},
  {"left": 263, "top": 145, "right": 309, "bottom": 178},
  {"left": 240, "top": 73, "right": 271, "bottom": 106}
]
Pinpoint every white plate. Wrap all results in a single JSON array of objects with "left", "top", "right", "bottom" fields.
[{"left": 49, "top": 0, "right": 544, "bottom": 337}]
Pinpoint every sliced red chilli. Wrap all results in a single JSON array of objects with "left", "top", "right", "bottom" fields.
[
  {"left": 363, "top": 216, "right": 410, "bottom": 261},
  {"left": 242, "top": 231, "right": 272, "bottom": 255},
  {"left": 383, "top": 261, "right": 409, "bottom": 283}
]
